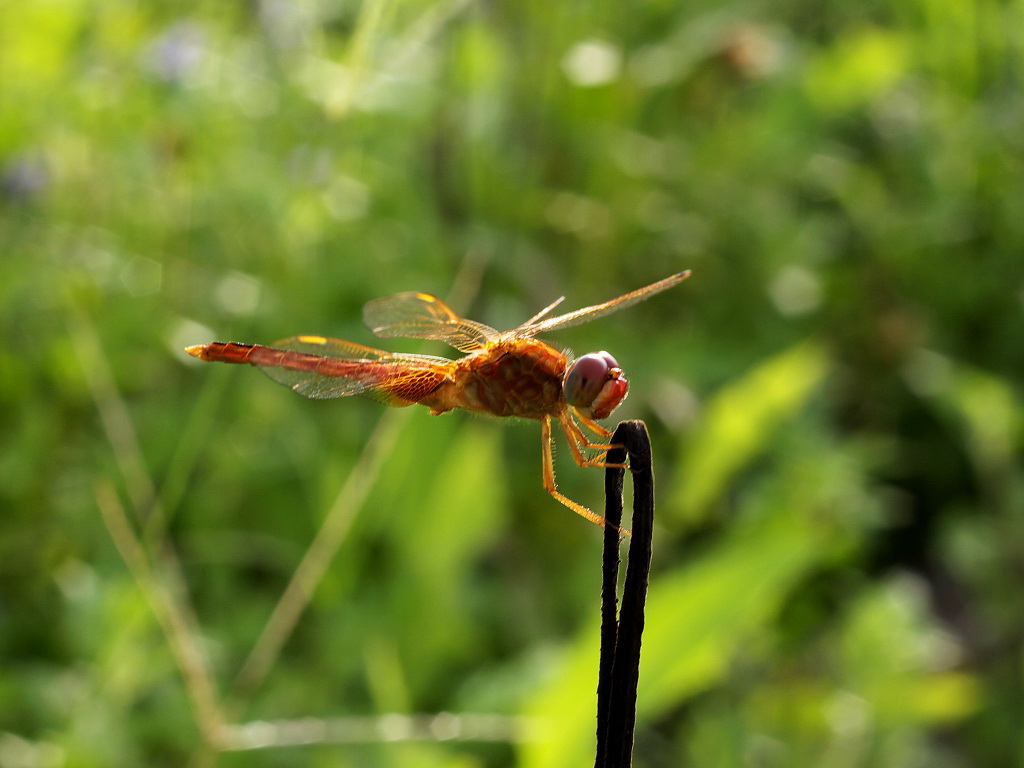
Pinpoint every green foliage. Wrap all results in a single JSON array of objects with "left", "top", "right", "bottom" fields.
[
  {"left": 1, "top": 0, "right": 1020, "bottom": 766},
  {"left": 671, "top": 341, "right": 828, "bottom": 523}
]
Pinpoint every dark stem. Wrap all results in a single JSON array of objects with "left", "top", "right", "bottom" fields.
[{"left": 595, "top": 420, "right": 655, "bottom": 768}]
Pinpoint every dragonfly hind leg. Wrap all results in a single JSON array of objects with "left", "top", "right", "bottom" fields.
[
  {"left": 541, "top": 416, "right": 610, "bottom": 529},
  {"left": 541, "top": 416, "right": 631, "bottom": 535}
]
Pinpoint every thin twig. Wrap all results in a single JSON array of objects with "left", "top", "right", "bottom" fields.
[{"left": 596, "top": 420, "right": 655, "bottom": 768}]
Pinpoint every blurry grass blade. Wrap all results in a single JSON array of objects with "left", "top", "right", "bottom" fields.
[
  {"left": 673, "top": 341, "right": 827, "bottom": 523},
  {"left": 388, "top": 0, "right": 476, "bottom": 75},
  {"left": 68, "top": 306, "right": 160, "bottom": 526},
  {"left": 157, "top": 356, "right": 235, "bottom": 545},
  {"left": 386, "top": 423, "right": 506, "bottom": 686},
  {"left": 323, "top": 0, "right": 386, "bottom": 119},
  {"left": 402, "top": 422, "right": 506, "bottom": 576},
  {"left": 95, "top": 482, "right": 228, "bottom": 749},
  {"left": 319, "top": 0, "right": 475, "bottom": 118},
  {"left": 71, "top": 305, "right": 228, "bottom": 752},
  {"left": 219, "top": 713, "right": 541, "bottom": 749},
  {"left": 634, "top": 517, "right": 826, "bottom": 711},
  {"left": 230, "top": 407, "right": 409, "bottom": 703}
]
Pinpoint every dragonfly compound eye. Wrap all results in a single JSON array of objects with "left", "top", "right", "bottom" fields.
[{"left": 564, "top": 351, "right": 627, "bottom": 419}]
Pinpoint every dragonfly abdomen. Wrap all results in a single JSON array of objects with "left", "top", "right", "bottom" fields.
[{"left": 188, "top": 342, "right": 370, "bottom": 377}]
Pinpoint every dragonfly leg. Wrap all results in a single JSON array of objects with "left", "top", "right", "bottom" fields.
[
  {"left": 560, "top": 414, "right": 628, "bottom": 470},
  {"left": 541, "top": 416, "right": 631, "bottom": 536},
  {"left": 574, "top": 410, "right": 615, "bottom": 439},
  {"left": 541, "top": 416, "right": 609, "bottom": 529}
]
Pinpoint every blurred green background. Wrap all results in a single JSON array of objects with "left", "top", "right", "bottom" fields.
[{"left": 2, "top": 0, "right": 1022, "bottom": 766}]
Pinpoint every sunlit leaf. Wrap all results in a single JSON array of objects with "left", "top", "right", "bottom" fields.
[
  {"left": 671, "top": 341, "right": 828, "bottom": 523},
  {"left": 804, "top": 29, "right": 910, "bottom": 112}
]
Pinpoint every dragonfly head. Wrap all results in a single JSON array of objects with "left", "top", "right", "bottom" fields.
[{"left": 563, "top": 351, "right": 629, "bottom": 420}]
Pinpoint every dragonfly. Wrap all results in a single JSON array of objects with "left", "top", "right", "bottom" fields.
[{"left": 186, "top": 270, "right": 691, "bottom": 530}]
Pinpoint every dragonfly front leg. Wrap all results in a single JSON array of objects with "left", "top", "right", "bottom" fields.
[
  {"left": 559, "top": 414, "right": 628, "bottom": 470},
  {"left": 574, "top": 409, "right": 615, "bottom": 440}
]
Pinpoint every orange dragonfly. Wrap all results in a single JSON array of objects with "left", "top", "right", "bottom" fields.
[{"left": 187, "top": 270, "right": 691, "bottom": 529}]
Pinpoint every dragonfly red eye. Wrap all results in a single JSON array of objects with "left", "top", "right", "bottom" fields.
[{"left": 564, "top": 351, "right": 627, "bottom": 419}]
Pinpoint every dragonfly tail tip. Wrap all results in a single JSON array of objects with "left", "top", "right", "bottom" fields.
[{"left": 185, "top": 345, "right": 207, "bottom": 359}]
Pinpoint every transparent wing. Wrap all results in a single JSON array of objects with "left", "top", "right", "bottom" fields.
[
  {"left": 212, "top": 335, "right": 454, "bottom": 403},
  {"left": 521, "top": 295, "right": 565, "bottom": 326},
  {"left": 363, "top": 292, "right": 500, "bottom": 352},
  {"left": 515, "top": 270, "right": 691, "bottom": 336}
]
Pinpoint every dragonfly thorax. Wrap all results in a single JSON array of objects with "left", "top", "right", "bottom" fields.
[{"left": 563, "top": 351, "right": 628, "bottom": 420}]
